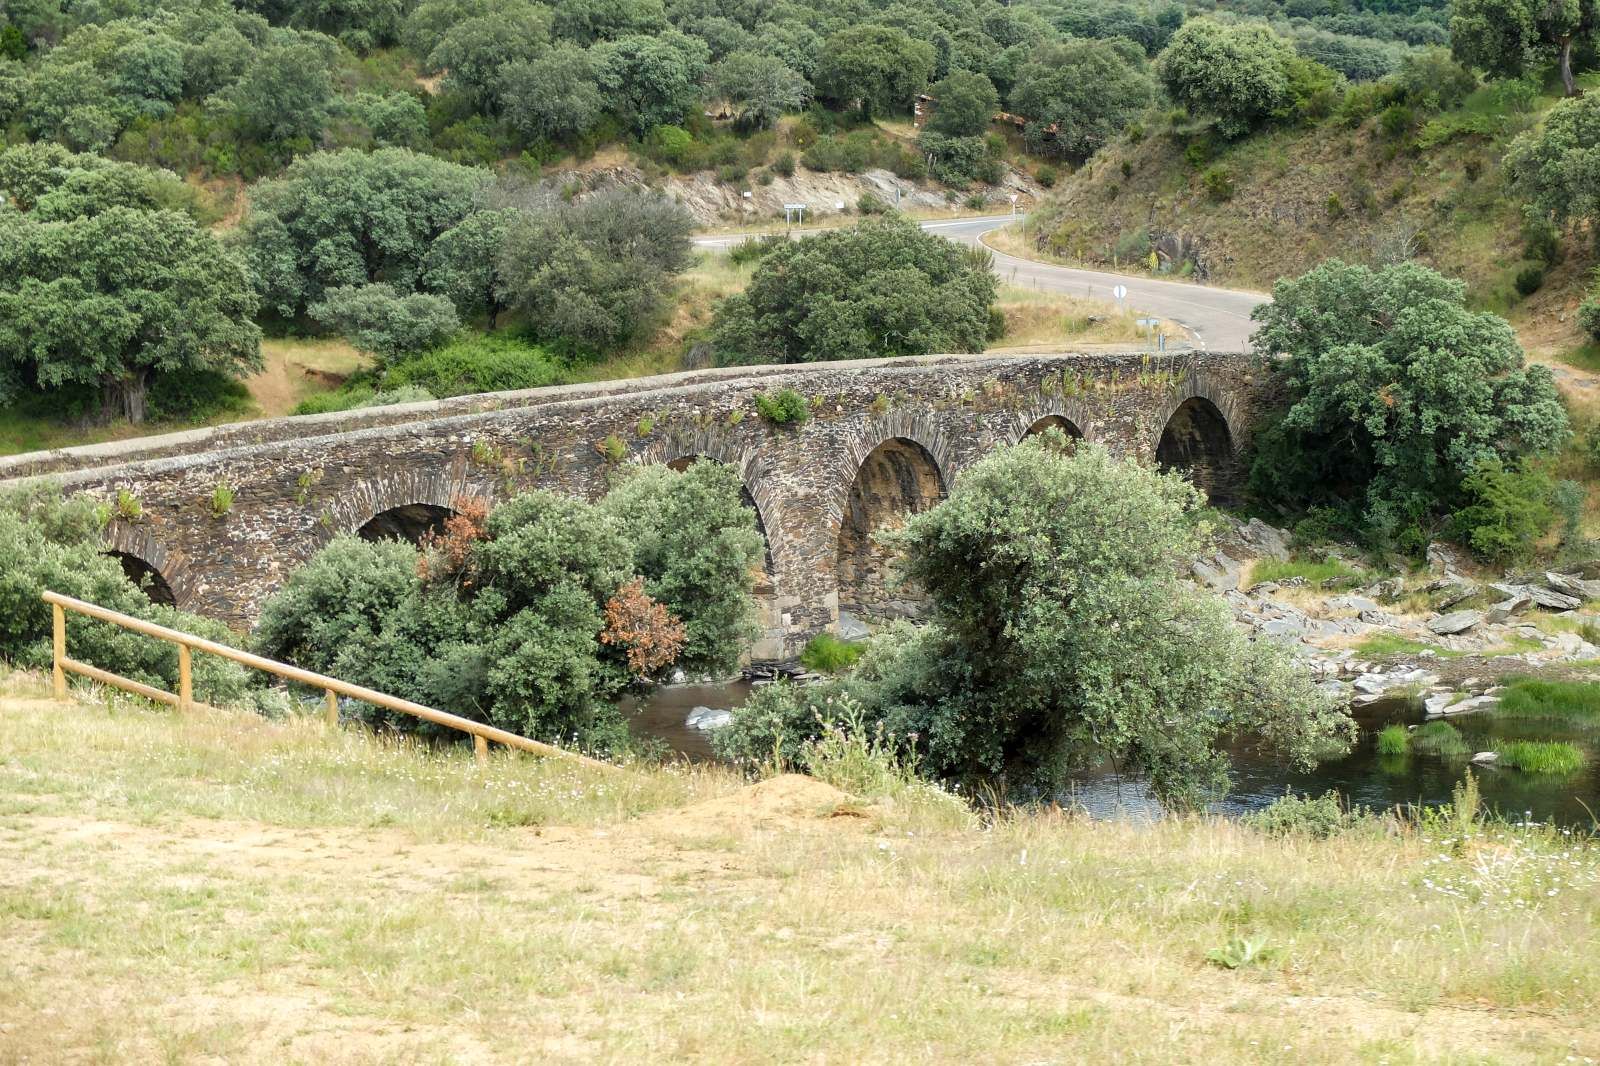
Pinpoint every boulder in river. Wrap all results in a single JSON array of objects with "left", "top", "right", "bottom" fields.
[{"left": 685, "top": 706, "right": 734, "bottom": 731}]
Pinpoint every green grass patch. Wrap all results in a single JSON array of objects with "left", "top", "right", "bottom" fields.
[
  {"left": 1250, "top": 556, "right": 1367, "bottom": 587},
  {"left": 1494, "top": 678, "right": 1600, "bottom": 723},
  {"left": 800, "top": 633, "right": 865, "bottom": 675},
  {"left": 1354, "top": 634, "right": 1440, "bottom": 658},
  {"left": 1495, "top": 740, "right": 1586, "bottom": 775},
  {"left": 1375, "top": 724, "right": 1410, "bottom": 756},
  {"left": 1411, "top": 721, "right": 1470, "bottom": 759}
]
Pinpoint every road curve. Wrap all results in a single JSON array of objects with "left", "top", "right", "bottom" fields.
[{"left": 694, "top": 215, "right": 1269, "bottom": 351}]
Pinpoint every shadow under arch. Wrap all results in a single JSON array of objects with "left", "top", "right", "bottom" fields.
[
  {"left": 105, "top": 550, "right": 177, "bottom": 606},
  {"left": 1156, "top": 395, "right": 1236, "bottom": 505},
  {"left": 835, "top": 435, "right": 946, "bottom": 623},
  {"left": 357, "top": 503, "right": 456, "bottom": 544},
  {"left": 101, "top": 522, "right": 187, "bottom": 607},
  {"left": 1021, "top": 414, "right": 1085, "bottom": 444}
]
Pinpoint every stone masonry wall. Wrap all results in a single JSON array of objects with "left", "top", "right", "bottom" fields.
[{"left": 2, "top": 351, "right": 1270, "bottom": 658}]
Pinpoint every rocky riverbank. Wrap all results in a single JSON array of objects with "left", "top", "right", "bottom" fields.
[{"left": 1200, "top": 518, "right": 1600, "bottom": 717}]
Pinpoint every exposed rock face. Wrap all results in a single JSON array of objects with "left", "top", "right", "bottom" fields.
[
  {"left": 531, "top": 162, "right": 1044, "bottom": 227},
  {"left": 1427, "top": 610, "right": 1483, "bottom": 636}
]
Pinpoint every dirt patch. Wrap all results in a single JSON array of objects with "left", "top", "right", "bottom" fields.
[{"left": 657, "top": 773, "right": 855, "bottom": 831}]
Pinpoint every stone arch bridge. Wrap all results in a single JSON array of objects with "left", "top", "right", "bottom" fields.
[{"left": 0, "top": 351, "right": 1269, "bottom": 659}]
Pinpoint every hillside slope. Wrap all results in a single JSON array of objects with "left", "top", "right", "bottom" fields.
[{"left": 1019, "top": 84, "right": 1596, "bottom": 355}]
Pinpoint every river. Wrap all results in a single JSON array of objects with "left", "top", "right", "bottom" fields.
[{"left": 623, "top": 684, "right": 1600, "bottom": 828}]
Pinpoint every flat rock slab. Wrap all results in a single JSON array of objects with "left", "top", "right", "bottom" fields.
[{"left": 1427, "top": 610, "right": 1482, "bottom": 635}]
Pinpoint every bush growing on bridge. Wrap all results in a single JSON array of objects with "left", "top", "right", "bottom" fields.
[
  {"left": 719, "top": 436, "right": 1355, "bottom": 809},
  {"left": 0, "top": 484, "right": 250, "bottom": 704}
]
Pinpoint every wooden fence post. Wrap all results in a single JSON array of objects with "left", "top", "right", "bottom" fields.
[
  {"left": 474, "top": 734, "right": 489, "bottom": 765},
  {"left": 324, "top": 689, "right": 339, "bottom": 729},
  {"left": 51, "top": 603, "right": 66, "bottom": 701},
  {"left": 177, "top": 645, "right": 192, "bottom": 713}
]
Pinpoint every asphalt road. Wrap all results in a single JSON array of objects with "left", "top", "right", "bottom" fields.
[{"left": 694, "top": 215, "right": 1268, "bottom": 351}]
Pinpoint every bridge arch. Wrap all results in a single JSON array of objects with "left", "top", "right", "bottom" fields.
[
  {"left": 327, "top": 467, "right": 488, "bottom": 545},
  {"left": 1156, "top": 395, "right": 1237, "bottom": 505},
  {"left": 102, "top": 523, "right": 186, "bottom": 606},
  {"left": 835, "top": 434, "right": 947, "bottom": 623},
  {"left": 638, "top": 432, "right": 786, "bottom": 567}
]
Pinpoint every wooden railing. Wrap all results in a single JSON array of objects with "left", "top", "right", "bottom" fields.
[{"left": 43, "top": 590, "right": 612, "bottom": 771}]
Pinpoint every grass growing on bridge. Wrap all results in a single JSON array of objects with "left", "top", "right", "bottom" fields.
[{"left": 1, "top": 671, "right": 1597, "bottom": 1064}]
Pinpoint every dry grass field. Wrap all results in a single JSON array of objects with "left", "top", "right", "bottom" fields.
[{"left": 1, "top": 673, "right": 1597, "bottom": 1064}]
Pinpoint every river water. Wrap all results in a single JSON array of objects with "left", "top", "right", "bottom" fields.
[{"left": 622, "top": 684, "right": 1600, "bottom": 828}]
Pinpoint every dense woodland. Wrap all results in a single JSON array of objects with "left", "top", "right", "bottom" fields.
[{"left": 0, "top": 0, "right": 1526, "bottom": 431}]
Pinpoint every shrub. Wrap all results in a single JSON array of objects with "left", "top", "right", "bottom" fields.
[
  {"left": 800, "top": 633, "right": 865, "bottom": 674},
  {"left": 771, "top": 150, "right": 795, "bottom": 177},
  {"left": 1035, "top": 165, "right": 1058, "bottom": 188},
  {"left": 1497, "top": 740, "right": 1585, "bottom": 775},
  {"left": 1325, "top": 193, "right": 1346, "bottom": 219},
  {"left": 308, "top": 284, "right": 460, "bottom": 360},
  {"left": 1201, "top": 166, "right": 1233, "bottom": 201},
  {"left": 857, "top": 191, "right": 890, "bottom": 215},
  {"left": 1378, "top": 103, "right": 1414, "bottom": 140},
  {"left": 754, "top": 388, "right": 809, "bottom": 426},
  {"left": 1450, "top": 459, "right": 1554, "bottom": 564},
  {"left": 1243, "top": 790, "right": 1369, "bottom": 838},
  {"left": 711, "top": 679, "right": 822, "bottom": 769},
  {"left": 1514, "top": 265, "right": 1545, "bottom": 298},
  {"left": 1376, "top": 723, "right": 1409, "bottom": 755},
  {"left": 0, "top": 484, "right": 251, "bottom": 704},
  {"left": 1579, "top": 299, "right": 1600, "bottom": 341},
  {"left": 380, "top": 335, "right": 562, "bottom": 397},
  {"left": 727, "top": 234, "right": 788, "bottom": 265}
]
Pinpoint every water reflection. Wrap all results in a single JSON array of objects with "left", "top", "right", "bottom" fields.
[{"left": 623, "top": 685, "right": 1600, "bottom": 828}]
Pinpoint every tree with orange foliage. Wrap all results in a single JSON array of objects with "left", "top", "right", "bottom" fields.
[
  {"left": 416, "top": 495, "right": 490, "bottom": 584},
  {"left": 600, "top": 577, "right": 687, "bottom": 676}
]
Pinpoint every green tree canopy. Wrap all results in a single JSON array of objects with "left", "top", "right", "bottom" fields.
[
  {"left": 709, "top": 51, "right": 811, "bottom": 130},
  {"left": 711, "top": 216, "right": 997, "bottom": 365},
  {"left": 1505, "top": 90, "right": 1600, "bottom": 233},
  {"left": 1156, "top": 19, "right": 1297, "bottom": 137},
  {"left": 815, "top": 24, "right": 936, "bottom": 118},
  {"left": 1010, "top": 37, "right": 1155, "bottom": 160},
  {"left": 0, "top": 203, "right": 261, "bottom": 421},
  {"left": 423, "top": 207, "right": 521, "bottom": 327},
  {"left": 599, "top": 461, "right": 762, "bottom": 675},
  {"left": 497, "top": 187, "right": 693, "bottom": 352},
  {"left": 1248, "top": 259, "right": 1569, "bottom": 544},
  {"left": 719, "top": 438, "right": 1353, "bottom": 809},
  {"left": 924, "top": 70, "right": 998, "bottom": 138},
  {"left": 239, "top": 147, "right": 491, "bottom": 320},
  {"left": 591, "top": 30, "right": 709, "bottom": 133},
  {"left": 496, "top": 44, "right": 604, "bottom": 144},
  {"left": 1451, "top": 0, "right": 1594, "bottom": 95}
]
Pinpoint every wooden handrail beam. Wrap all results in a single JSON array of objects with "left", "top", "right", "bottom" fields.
[{"left": 42, "top": 590, "right": 615, "bottom": 772}]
